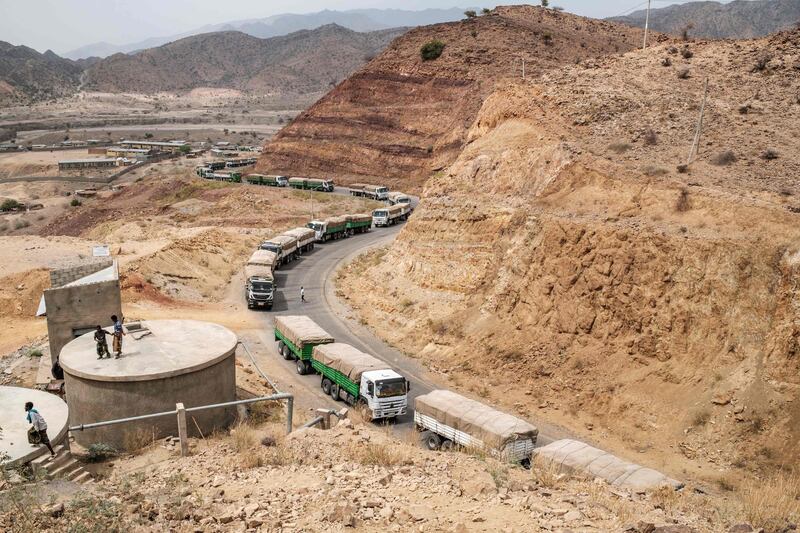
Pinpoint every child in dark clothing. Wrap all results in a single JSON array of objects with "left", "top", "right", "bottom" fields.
[{"left": 94, "top": 325, "right": 111, "bottom": 359}]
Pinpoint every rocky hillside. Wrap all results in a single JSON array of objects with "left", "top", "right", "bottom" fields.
[
  {"left": 610, "top": 0, "right": 800, "bottom": 39},
  {"left": 256, "top": 5, "right": 648, "bottom": 189},
  {"left": 0, "top": 41, "right": 82, "bottom": 106},
  {"left": 82, "top": 25, "right": 405, "bottom": 96},
  {"left": 337, "top": 27, "right": 800, "bottom": 502}
]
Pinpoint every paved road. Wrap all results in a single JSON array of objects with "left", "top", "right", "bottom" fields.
[{"left": 240, "top": 191, "right": 567, "bottom": 445}]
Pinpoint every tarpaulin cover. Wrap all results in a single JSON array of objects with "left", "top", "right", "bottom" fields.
[
  {"left": 275, "top": 316, "right": 334, "bottom": 348},
  {"left": 247, "top": 250, "right": 278, "bottom": 270},
  {"left": 312, "top": 343, "right": 386, "bottom": 382}
]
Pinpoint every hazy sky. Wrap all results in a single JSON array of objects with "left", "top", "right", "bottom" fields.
[{"left": 0, "top": 0, "right": 730, "bottom": 54}]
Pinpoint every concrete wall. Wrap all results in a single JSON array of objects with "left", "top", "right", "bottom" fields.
[
  {"left": 49, "top": 258, "right": 113, "bottom": 288},
  {"left": 64, "top": 355, "right": 236, "bottom": 450},
  {"left": 44, "top": 279, "right": 121, "bottom": 365}
]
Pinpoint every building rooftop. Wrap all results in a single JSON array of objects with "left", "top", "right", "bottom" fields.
[
  {"left": 58, "top": 159, "right": 117, "bottom": 164},
  {"left": 60, "top": 319, "right": 238, "bottom": 382},
  {"left": 118, "top": 140, "right": 188, "bottom": 147},
  {"left": 0, "top": 386, "right": 69, "bottom": 466}
]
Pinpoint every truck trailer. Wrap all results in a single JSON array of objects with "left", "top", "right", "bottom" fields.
[
  {"left": 414, "top": 390, "right": 538, "bottom": 465},
  {"left": 246, "top": 174, "right": 288, "bottom": 187},
  {"left": 312, "top": 343, "right": 408, "bottom": 420},
  {"left": 247, "top": 249, "right": 278, "bottom": 271},
  {"left": 274, "top": 315, "right": 334, "bottom": 375},
  {"left": 372, "top": 204, "right": 409, "bottom": 227},
  {"left": 345, "top": 214, "right": 372, "bottom": 235},
  {"left": 244, "top": 264, "right": 274, "bottom": 309},
  {"left": 307, "top": 216, "right": 348, "bottom": 242},
  {"left": 288, "top": 177, "right": 334, "bottom": 192},
  {"left": 259, "top": 235, "right": 299, "bottom": 266},
  {"left": 282, "top": 227, "right": 316, "bottom": 253},
  {"left": 349, "top": 183, "right": 389, "bottom": 201}
]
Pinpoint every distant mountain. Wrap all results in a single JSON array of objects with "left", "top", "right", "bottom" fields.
[
  {"left": 608, "top": 0, "right": 800, "bottom": 39},
  {"left": 0, "top": 41, "right": 82, "bottom": 105},
  {"left": 62, "top": 7, "right": 469, "bottom": 60},
  {"left": 82, "top": 25, "right": 406, "bottom": 95}
]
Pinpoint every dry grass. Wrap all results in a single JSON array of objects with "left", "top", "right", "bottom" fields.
[
  {"left": 608, "top": 142, "right": 632, "bottom": 154},
  {"left": 711, "top": 151, "right": 737, "bottom": 166},
  {"left": 122, "top": 426, "right": 157, "bottom": 453},
  {"left": 532, "top": 458, "right": 568, "bottom": 489},
  {"left": 649, "top": 485, "right": 679, "bottom": 513},
  {"left": 739, "top": 470, "right": 800, "bottom": 531},
  {"left": 675, "top": 188, "right": 691, "bottom": 213},
  {"left": 350, "top": 442, "right": 408, "bottom": 466},
  {"left": 691, "top": 409, "right": 711, "bottom": 427},
  {"left": 586, "top": 480, "right": 638, "bottom": 524}
]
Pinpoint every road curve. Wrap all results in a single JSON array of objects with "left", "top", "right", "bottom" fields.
[{"left": 247, "top": 192, "right": 568, "bottom": 445}]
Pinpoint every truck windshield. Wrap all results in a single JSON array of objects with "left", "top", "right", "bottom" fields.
[
  {"left": 376, "top": 378, "right": 406, "bottom": 398},
  {"left": 378, "top": 187, "right": 389, "bottom": 193},
  {"left": 260, "top": 243, "right": 280, "bottom": 254},
  {"left": 251, "top": 282, "right": 272, "bottom": 292},
  {"left": 374, "top": 210, "right": 387, "bottom": 217},
  {"left": 307, "top": 222, "right": 323, "bottom": 231}
]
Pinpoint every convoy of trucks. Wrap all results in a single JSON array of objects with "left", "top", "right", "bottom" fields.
[
  {"left": 349, "top": 183, "right": 389, "bottom": 201},
  {"left": 283, "top": 227, "right": 316, "bottom": 253},
  {"left": 245, "top": 174, "right": 288, "bottom": 187},
  {"left": 274, "top": 316, "right": 409, "bottom": 420},
  {"left": 372, "top": 204, "right": 411, "bottom": 227},
  {"left": 288, "top": 177, "right": 335, "bottom": 192},
  {"left": 414, "top": 389, "right": 538, "bottom": 465},
  {"left": 260, "top": 235, "right": 299, "bottom": 266}
]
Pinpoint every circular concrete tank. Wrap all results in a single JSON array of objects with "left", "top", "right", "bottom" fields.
[
  {"left": 60, "top": 319, "right": 237, "bottom": 450},
  {"left": 0, "top": 386, "right": 69, "bottom": 466}
]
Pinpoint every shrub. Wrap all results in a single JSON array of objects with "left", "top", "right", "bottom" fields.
[
  {"left": 661, "top": 57, "right": 672, "bottom": 67},
  {"left": 761, "top": 148, "right": 778, "bottom": 160},
  {"left": 541, "top": 0, "right": 549, "bottom": 6},
  {"left": 681, "top": 47, "right": 693, "bottom": 59},
  {"left": 711, "top": 151, "right": 737, "bottom": 166},
  {"left": 681, "top": 23, "right": 694, "bottom": 41},
  {"left": 481, "top": 8, "right": 491, "bottom": 15},
  {"left": 677, "top": 68, "right": 691, "bottom": 79},
  {"left": 420, "top": 40, "right": 445, "bottom": 61},
  {"left": 753, "top": 52, "right": 772, "bottom": 72},
  {"left": 87, "top": 443, "right": 118, "bottom": 462},
  {"left": 0, "top": 199, "right": 21, "bottom": 212},
  {"left": 691, "top": 408, "right": 709, "bottom": 426},
  {"left": 643, "top": 129, "right": 658, "bottom": 146},
  {"left": 14, "top": 219, "right": 30, "bottom": 230},
  {"left": 464, "top": 9, "right": 477, "bottom": 18},
  {"left": 739, "top": 470, "right": 800, "bottom": 532},
  {"left": 608, "top": 142, "right": 631, "bottom": 154},
  {"left": 70, "top": 198, "right": 82, "bottom": 207},
  {"left": 675, "top": 188, "right": 691, "bottom": 212},
  {"left": 27, "top": 349, "right": 43, "bottom": 358}
]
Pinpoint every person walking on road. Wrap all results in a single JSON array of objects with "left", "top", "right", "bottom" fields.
[
  {"left": 94, "top": 325, "right": 111, "bottom": 359},
  {"left": 111, "top": 315, "right": 125, "bottom": 359},
  {"left": 300, "top": 286, "right": 306, "bottom": 303},
  {"left": 25, "top": 401, "right": 55, "bottom": 456}
]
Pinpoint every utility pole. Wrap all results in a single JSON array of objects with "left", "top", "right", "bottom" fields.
[
  {"left": 522, "top": 58, "right": 526, "bottom": 80},
  {"left": 687, "top": 77, "right": 709, "bottom": 164},
  {"left": 643, "top": 0, "right": 652, "bottom": 49}
]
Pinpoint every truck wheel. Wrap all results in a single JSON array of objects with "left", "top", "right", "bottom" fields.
[
  {"left": 296, "top": 359, "right": 308, "bottom": 375},
  {"left": 280, "top": 343, "right": 292, "bottom": 360},
  {"left": 330, "top": 383, "right": 339, "bottom": 401},
  {"left": 441, "top": 439, "right": 454, "bottom": 452},
  {"left": 321, "top": 378, "right": 332, "bottom": 395},
  {"left": 420, "top": 431, "right": 441, "bottom": 451}
]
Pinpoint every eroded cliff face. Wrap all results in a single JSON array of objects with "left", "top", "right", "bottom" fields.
[{"left": 338, "top": 79, "right": 800, "bottom": 480}]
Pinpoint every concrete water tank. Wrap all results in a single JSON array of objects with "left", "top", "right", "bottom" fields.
[{"left": 60, "top": 319, "right": 237, "bottom": 450}]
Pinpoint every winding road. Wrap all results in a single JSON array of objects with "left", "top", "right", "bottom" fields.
[{"left": 237, "top": 190, "right": 567, "bottom": 445}]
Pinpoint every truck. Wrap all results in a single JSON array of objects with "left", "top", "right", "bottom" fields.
[
  {"left": 247, "top": 249, "right": 278, "bottom": 271},
  {"left": 282, "top": 227, "right": 316, "bottom": 253},
  {"left": 372, "top": 204, "right": 410, "bottom": 227},
  {"left": 349, "top": 183, "right": 389, "bottom": 201},
  {"left": 210, "top": 172, "right": 242, "bottom": 183},
  {"left": 414, "top": 390, "right": 538, "bottom": 465},
  {"left": 345, "top": 214, "right": 372, "bottom": 235},
  {"left": 387, "top": 191, "right": 411, "bottom": 206},
  {"left": 245, "top": 174, "right": 288, "bottom": 187},
  {"left": 312, "top": 343, "right": 408, "bottom": 420},
  {"left": 208, "top": 161, "right": 227, "bottom": 171},
  {"left": 288, "top": 177, "right": 334, "bottom": 192},
  {"left": 274, "top": 315, "right": 334, "bottom": 375},
  {"left": 244, "top": 264, "right": 274, "bottom": 310},
  {"left": 225, "top": 157, "right": 257, "bottom": 168},
  {"left": 259, "top": 235, "right": 299, "bottom": 266},
  {"left": 307, "top": 216, "right": 348, "bottom": 242}
]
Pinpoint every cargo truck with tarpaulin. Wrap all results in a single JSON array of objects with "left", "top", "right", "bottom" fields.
[
  {"left": 372, "top": 204, "right": 409, "bottom": 227},
  {"left": 345, "top": 214, "right": 372, "bottom": 235},
  {"left": 414, "top": 389, "right": 538, "bottom": 465},
  {"left": 349, "top": 183, "right": 389, "bottom": 201},
  {"left": 288, "top": 177, "right": 334, "bottom": 192},
  {"left": 307, "top": 216, "right": 347, "bottom": 242},
  {"left": 259, "top": 235, "right": 299, "bottom": 266},
  {"left": 245, "top": 174, "right": 288, "bottom": 187},
  {"left": 282, "top": 227, "right": 316, "bottom": 253},
  {"left": 387, "top": 191, "right": 411, "bottom": 206},
  {"left": 274, "top": 316, "right": 334, "bottom": 375},
  {"left": 244, "top": 250, "right": 278, "bottom": 309},
  {"left": 312, "top": 343, "right": 408, "bottom": 420}
]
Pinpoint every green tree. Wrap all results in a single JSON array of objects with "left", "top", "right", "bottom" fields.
[
  {"left": 541, "top": 0, "right": 549, "bottom": 6},
  {"left": 1, "top": 199, "right": 21, "bottom": 212},
  {"left": 481, "top": 8, "right": 491, "bottom": 15},
  {"left": 144, "top": 132, "right": 153, "bottom": 139},
  {"left": 464, "top": 10, "right": 477, "bottom": 18},
  {"left": 179, "top": 145, "right": 191, "bottom": 154},
  {"left": 420, "top": 40, "right": 446, "bottom": 61}
]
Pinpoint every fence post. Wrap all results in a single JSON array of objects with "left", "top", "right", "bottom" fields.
[
  {"left": 176, "top": 403, "right": 189, "bottom": 457},
  {"left": 286, "top": 397, "right": 294, "bottom": 434},
  {"left": 317, "top": 409, "right": 332, "bottom": 430}
]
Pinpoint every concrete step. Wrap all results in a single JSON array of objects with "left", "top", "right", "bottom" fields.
[
  {"left": 64, "top": 467, "right": 83, "bottom": 481},
  {"left": 47, "top": 452, "right": 73, "bottom": 471},
  {"left": 72, "top": 471, "right": 92, "bottom": 484},
  {"left": 49, "top": 458, "right": 78, "bottom": 478}
]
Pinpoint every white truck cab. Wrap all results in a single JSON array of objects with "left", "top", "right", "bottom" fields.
[
  {"left": 307, "top": 220, "right": 326, "bottom": 241},
  {"left": 360, "top": 369, "right": 409, "bottom": 419}
]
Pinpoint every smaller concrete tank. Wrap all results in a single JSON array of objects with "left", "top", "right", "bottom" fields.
[{"left": 60, "top": 319, "right": 237, "bottom": 450}]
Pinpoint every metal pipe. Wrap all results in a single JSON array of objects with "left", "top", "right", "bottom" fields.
[
  {"left": 300, "top": 416, "right": 324, "bottom": 429},
  {"left": 68, "top": 393, "right": 295, "bottom": 434},
  {"left": 237, "top": 340, "right": 280, "bottom": 392}
]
